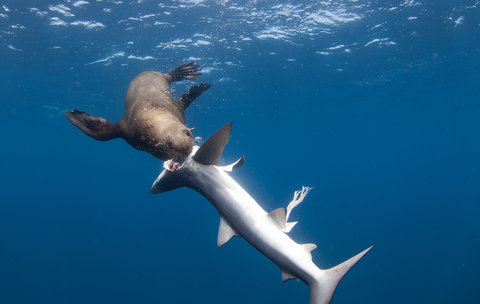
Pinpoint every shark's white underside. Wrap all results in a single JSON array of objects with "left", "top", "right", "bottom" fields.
[{"left": 151, "top": 124, "right": 372, "bottom": 304}]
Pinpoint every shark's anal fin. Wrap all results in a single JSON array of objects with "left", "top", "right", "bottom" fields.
[
  {"left": 217, "top": 217, "right": 238, "bottom": 248},
  {"left": 281, "top": 270, "right": 297, "bottom": 282},
  {"left": 194, "top": 123, "right": 232, "bottom": 166},
  {"left": 301, "top": 243, "right": 317, "bottom": 260}
]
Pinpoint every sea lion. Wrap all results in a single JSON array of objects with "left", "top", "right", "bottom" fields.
[{"left": 66, "top": 61, "right": 210, "bottom": 162}]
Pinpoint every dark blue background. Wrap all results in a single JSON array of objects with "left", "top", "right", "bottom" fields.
[{"left": 1, "top": 1, "right": 479, "bottom": 303}]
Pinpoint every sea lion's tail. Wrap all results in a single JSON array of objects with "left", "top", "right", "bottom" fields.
[{"left": 66, "top": 110, "right": 121, "bottom": 141}]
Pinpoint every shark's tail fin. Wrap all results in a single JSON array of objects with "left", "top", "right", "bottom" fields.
[{"left": 309, "top": 246, "right": 373, "bottom": 304}]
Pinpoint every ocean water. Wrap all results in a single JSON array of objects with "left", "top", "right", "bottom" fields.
[{"left": 1, "top": 0, "right": 479, "bottom": 303}]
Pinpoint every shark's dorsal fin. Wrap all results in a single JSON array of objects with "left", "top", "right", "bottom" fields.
[
  {"left": 268, "top": 207, "right": 298, "bottom": 233},
  {"left": 269, "top": 208, "right": 287, "bottom": 230},
  {"left": 194, "top": 123, "right": 232, "bottom": 166},
  {"left": 281, "top": 270, "right": 297, "bottom": 282},
  {"left": 217, "top": 216, "right": 238, "bottom": 248}
]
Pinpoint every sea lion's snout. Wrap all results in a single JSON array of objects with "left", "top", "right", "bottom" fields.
[
  {"left": 169, "top": 143, "right": 193, "bottom": 162},
  {"left": 173, "top": 149, "right": 192, "bottom": 162},
  {"left": 166, "top": 128, "right": 195, "bottom": 162}
]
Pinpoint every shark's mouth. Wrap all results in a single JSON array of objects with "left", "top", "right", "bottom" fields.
[
  {"left": 163, "top": 145, "right": 200, "bottom": 172},
  {"left": 163, "top": 159, "right": 182, "bottom": 171}
]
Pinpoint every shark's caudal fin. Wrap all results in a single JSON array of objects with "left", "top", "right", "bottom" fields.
[{"left": 309, "top": 246, "right": 373, "bottom": 304}]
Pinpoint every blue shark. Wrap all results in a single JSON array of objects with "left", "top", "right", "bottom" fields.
[{"left": 151, "top": 123, "right": 373, "bottom": 304}]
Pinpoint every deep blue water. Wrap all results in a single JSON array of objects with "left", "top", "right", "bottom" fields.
[{"left": 1, "top": 1, "right": 479, "bottom": 303}]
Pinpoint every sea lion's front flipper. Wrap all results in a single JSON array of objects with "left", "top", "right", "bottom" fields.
[
  {"left": 178, "top": 83, "right": 211, "bottom": 110},
  {"left": 168, "top": 61, "right": 201, "bottom": 82},
  {"left": 66, "top": 110, "right": 120, "bottom": 141}
]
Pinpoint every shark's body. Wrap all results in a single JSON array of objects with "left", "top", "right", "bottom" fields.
[{"left": 151, "top": 123, "right": 372, "bottom": 304}]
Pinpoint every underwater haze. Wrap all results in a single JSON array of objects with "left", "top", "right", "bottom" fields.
[{"left": 1, "top": 0, "right": 479, "bottom": 303}]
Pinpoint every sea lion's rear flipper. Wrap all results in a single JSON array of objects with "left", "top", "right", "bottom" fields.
[
  {"left": 168, "top": 61, "right": 201, "bottom": 82},
  {"left": 178, "top": 83, "right": 211, "bottom": 110},
  {"left": 66, "top": 110, "right": 120, "bottom": 141}
]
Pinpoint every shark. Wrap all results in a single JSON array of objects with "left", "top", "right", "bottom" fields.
[{"left": 151, "top": 123, "right": 373, "bottom": 304}]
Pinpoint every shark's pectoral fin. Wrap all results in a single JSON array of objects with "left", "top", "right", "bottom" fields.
[
  {"left": 217, "top": 217, "right": 238, "bottom": 248},
  {"left": 281, "top": 270, "right": 297, "bottom": 282},
  {"left": 194, "top": 123, "right": 232, "bottom": 166},
  {"left": 220, "top": 155, "right": 246, "bottom": 172},
  {"left": 302, "top": 243, "right": 317, "bottom": 260}
]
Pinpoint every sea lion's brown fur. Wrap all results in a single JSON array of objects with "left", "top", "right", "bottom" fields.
[{"left": 66, "top": 61, "right": 210, "bottom": 162}]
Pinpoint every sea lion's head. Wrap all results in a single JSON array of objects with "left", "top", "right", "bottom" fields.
[{"left": 149, "top": 120, "right": 194, "bottom": 162}]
